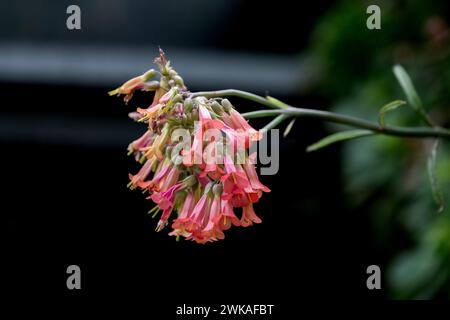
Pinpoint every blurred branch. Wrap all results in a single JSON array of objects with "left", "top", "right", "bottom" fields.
[{"left": 191, "top": 90, "right": 450, "bottom": 139}]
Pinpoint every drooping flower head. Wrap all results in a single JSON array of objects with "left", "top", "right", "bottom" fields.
[{"left": 110, "top": 49, "right": 270, "bottom": 243}]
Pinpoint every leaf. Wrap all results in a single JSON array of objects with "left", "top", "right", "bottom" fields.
[
  {"left": 427, "top": 139, "right": 445, "bottom": 213},
  {"left": 306, "top": 130, "right": 375, "bottom": 152},
  {"left": 392, "top": 65, "right": 432, "bottom": 126},
  {"left": 283, "top": 118, "right": 296, "bottom": 137},
  {"left": 378, "top": 100, "right": 406, "bottom": 127},
  {"left": 266, "top": 96, "right": 290, "bottom": 108},
  {"left": 392, "top": 65, "right": 422, "bottom": 109},
  {"left": 261, "top": 114, "right": 289, "bottom": 133},
  {"left": 388, "top": 246, "right": 440, "bottom": 298}
]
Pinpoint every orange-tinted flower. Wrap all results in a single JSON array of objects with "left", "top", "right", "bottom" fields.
[{"left": 108, "top": 69, "right": 157, "bottom": 103}]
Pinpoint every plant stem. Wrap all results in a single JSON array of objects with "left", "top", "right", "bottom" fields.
[
  {"left": 190, "top": 90, "right": 450, "bottom": 139},
  {"left": 261, "top": 114, "right": 290, "bottom": 133},
  {"left": 242, "top": 109, "right": 450, "bottom": 138},
  {"left": 191, "top": 89, "right": 283, "bottom": 109}
]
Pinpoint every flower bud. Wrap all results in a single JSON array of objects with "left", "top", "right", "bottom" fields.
[
  {"left": 212, "top": 184, "right": 223, "bottom": 197},
  {"left": 165, "top": 145, "right": 173, "bottom": 157},
  {"left": 160, "top": 76, "right": 169, "bottom": 90},
  {"left": 221, "top": 99, "right": 233, "bottom": 112},
  {"left": 190, "top": 108, "right": 198, "bottom": 121},
  {"left": 184, "top": 98, "right": 193, "bottom": 113},
  {"left": 210, "top": 101, "right": 224, "bottom": 115},
  {"left": 169, "top": 69, "right": 178, "bottom": 78},
  {"left": 128, "top": 111, "right": 143, "bottom": 121},
  {"left": 173, "top": 155, "right": 184, "bottom": 167},
  {"left": 172, "top": 94, "right": 183, "bottom": 104},
  {"left": 173, "top": 75, "right": 185, "bottom": 87},
  {"left": 182, "top": 175, "right": 197, "bottom": 188},
  {"left": 142, "top": 69, "right": 157, "bottom": 81},
  {"left": 204, "top": 181, "right": 214, "bottom": 194},
  {"left": 160, "top": 61, "right": 171, "bottom": 76},
  {"left": 143, "top": 80, "right": 160, "bottom": 91}
]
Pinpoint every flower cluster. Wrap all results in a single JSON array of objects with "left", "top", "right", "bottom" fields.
[{"left": 109, "top": 50, "right": 270, "bottom": 243}]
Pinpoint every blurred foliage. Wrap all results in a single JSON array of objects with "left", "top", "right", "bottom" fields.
[{"left": 308, "top": 0, "right": 450, "bottom": 298}]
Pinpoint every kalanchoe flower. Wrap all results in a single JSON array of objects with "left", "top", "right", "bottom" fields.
[
  {"left": 110, "top": 49, "right": 270, "bottom": 244},
  {"left": 108, "top": 69, "right": 158, "bottom": 103}
]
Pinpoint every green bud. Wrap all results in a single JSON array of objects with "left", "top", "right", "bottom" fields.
[
  {"left": 182, "top": 175, "right": 197, "bottom": 188},
  {"left": 173, "top": 75, "right": 185, "bottom": 87},
  {"left": 172, "top": 94, "right": 183, "bottom": 104},
  {"left": 173, "top": 155, "right": 184, "bottom": 166},
  {"left": 165, "top": 146, "right": 173, "bottom": 157},
  {"left": 160, "top": 77, "right": 169, "bottom": 90},
  {"left": 205, "top": 181, "right": 214, "bottom": 194},
  {"left": 143, "top": 80, "right": 160, "bottom": 91},
  {"left": 212, "top": 184, "right": 223, "bottom": 196},
  {"left": 210, "top": 101, "right": 224, "bottom": 115},
  {"left": 190, "top": 108, "right": 199, "bottom": 121},
  {"left": 142, "top": 69, "right": 157, "bottom": 81},
  {"left": 221, "top": 99, "right": 233, "bottom": 112},
  {"left": 184, "top": 98, "right": 193, "bottom": 113},
  {"left": 161, "top": 61, "right": 171, "bottom": 76},
  {"left": 169, "top": 69, "right": 178, "bottom": 78}
]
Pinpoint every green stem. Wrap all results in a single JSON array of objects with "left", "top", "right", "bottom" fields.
[
  {"left": 190, "top": 89, "right": 282, "bottom": 109},
  {"left": 243, "top": 108, "right": 450, "bottom": 138},
  {"left": 190, "top": 90, "right": 450, "bottom": 139},
  {"left": 261, "top": 114, "right": 290, "bottom": 133}
]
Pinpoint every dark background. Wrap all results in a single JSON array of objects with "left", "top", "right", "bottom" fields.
[{"left": 6, "top": 0, "right": 448, "bottom": 313}]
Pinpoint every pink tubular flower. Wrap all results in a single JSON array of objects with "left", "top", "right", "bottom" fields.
[
  {"left": 220, "top": 154, "right": 251, "bottom": 201},
  {"left": 108, "top": 69, "right": 157, "bottom": 103},
  {"left": 182, "top": 104, "right": 224, "bottom": 167},
  {"left": 144, "top": 123, "right": 171, "bottom": 160},
  {"left": 240, "top": 202, "right": 262, "bottom": 227},
  {"left": 200, "top": 132, "right": 225, "bottom": 179},
  {"left": 137, "top": 103, "right": 163, "bottom": 123},
  {"left": 199, "top": 105, "right": 224, "bottom": 131},
  {"left": 150, "top": 183, "right": 183, "bottom": 210},
  {"left": 128, "top": 130, "right": 155, "bottom": 158},
  {"left": 228, "top": 108, "right": 262, "bottom": 142},
  {"left": 182, "top": 121, "right": 203, "bottom": 166},
  {"left": 156, "top": 206, "right": 174, "bottom": 232},
  {"left": 222, "top": 126, "right": 245, "bottom": 154},
  {"left": 242, "top": 162, "right": 271, "bottom": 192},
  {"left": 145, "top": 160, "right": 171, "bottom": 192},
  {"left": 192, "top": 184, "right": 225, "bottom": 243},
  {"left": 158, "top": 164, "right": 180, "bottom": 192},
  {"left": 186, "top": 187, "right": 212, "bottom": 233},
  {"left": 170, "top": 186, "right": 212, "bottom": 239},
  {"left": 217, "top": 199, "right": 240, "bottom": 230},
  {"left": 150, "top": 175, "right": 196, "bottom": 210},
  {"left": 171, "top": 191, "right": 196, "bottom": 232},
  {"left": 127, "top": 156, "right": 156, "bottom": 189}
]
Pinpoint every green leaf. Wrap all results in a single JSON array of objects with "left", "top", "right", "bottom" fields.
[
  {"left": 306, "top": 130, "right": 375, "bottom": 152},
  {"left": 378, "top": 100, "right": 406, "bottom": 127},
  {"left": 392, "top": 65, "right": 432, "bottom": 126},
  {"left": 261, "top": 114, "right": 289, "bottom": 133},
  {"left": 427, "top": 140, "right": 445, "bottom": 213},
  {"left": 283, "top": 118, "right": 296, "bottom": 137},
  {"left": 388, "top": 246, "right": 440, "bottom": 298},
  {"left": 266, "top": 96, "right": 290, "bottom": 108},
  {"left": 392, "top": 65, "right": 422, "bottom": 109}
]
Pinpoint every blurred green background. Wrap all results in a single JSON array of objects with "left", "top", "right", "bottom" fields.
[{"left": 307, "top": 0, "right": 450, "bottom": 298}]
